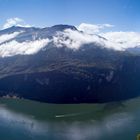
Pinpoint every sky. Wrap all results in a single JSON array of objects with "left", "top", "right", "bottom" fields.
[{"left": 0, "top": 0, "right": 140, "bottom": 31}]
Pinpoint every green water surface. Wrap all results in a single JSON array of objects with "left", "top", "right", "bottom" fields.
[{"left": 0, "top": 97, "right": 139, "bottom": 140}]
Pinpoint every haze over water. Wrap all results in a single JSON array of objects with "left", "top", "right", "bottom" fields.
[{"left": 0, "top": 98, "right": 139, "bottom": 140}]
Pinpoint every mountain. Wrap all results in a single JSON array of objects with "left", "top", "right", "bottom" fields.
[{"left": 0, "top": 25, "right": 139, "bottom": 103}]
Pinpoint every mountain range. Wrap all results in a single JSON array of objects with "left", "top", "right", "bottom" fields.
[{"left": 0, "top": 25, "right": 139, "bottom": 103}]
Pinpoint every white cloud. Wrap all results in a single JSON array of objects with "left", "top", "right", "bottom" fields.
[
  {"left": 53, "top": 29, "right": 106, "bottom": 50},
  {"left": 53, "top": 25, "right": 140, "bottom": 51},
  {"left": 76, "top": 23, "right": 140, "bottom": 51},
  {"left": 0, "top": 39, "right": 50, "bottom": 57},
  {"left": 100, "top": 32, "right": 140, "bottom": 50},
  {"left": 78, "top": 23, "right": 114, "bottom": 34},
  {"left": 3, "top": 17, "right": 31, "bottom": 29},
  {"left": 0, "top": 31, "right": 23, "bottom": 44}
]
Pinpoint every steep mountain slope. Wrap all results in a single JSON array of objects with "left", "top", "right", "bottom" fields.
[{"left": 0, "top": 25, "right": 139, "bottom": 103}]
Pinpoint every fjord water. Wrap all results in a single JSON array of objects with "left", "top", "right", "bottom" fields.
[{"left": 0, "top": 98, "right": 140, "bottom": 140}]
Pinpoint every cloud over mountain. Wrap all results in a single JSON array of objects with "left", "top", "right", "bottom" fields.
[
  {"left": 0, "top": 20, "right": 140, "bottom": 57},
  {"left": 52, "top": 28, "right": 140, "bottom": 51},
  {"left": 77, "top": 23, "right": 114, "bottom": 34},
  {"left": 0, "top": 31, "right": 22, "bottom": 44},
  {"left": 0, "top": 39, "right": 50, "bottom": 57},
  {"left": 100, "top": 31, "right": 140, "bottom": 50},
  {"left": 2, "top": 18, "right": 31, "bottom": 29},
  {"left": 53, "top": 29, "right": 106, "bottom": 49}
]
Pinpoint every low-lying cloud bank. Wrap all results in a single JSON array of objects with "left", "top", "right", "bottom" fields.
[
  {"left": 53, "top": 29, "right": 106, "bottom": 50},
  {"left": 0, "top": 38, "right": 50, "bottom": 57},
  {"left": 0, "top": 21, "right": 140, "bottom": 57},
  {"left": 0, "top": 31, "right": 23, "bottom": 44},
  {"left": 53, "top": 28, "right": 140, "bottom": 51},
  {"left": 52, "top": 23, "right": 140, "bottom": 51},
  {"left": 100, "top": 31, "right": 140, "bottom": 50}
]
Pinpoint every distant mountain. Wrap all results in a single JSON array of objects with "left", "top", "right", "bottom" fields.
[{"left": 0, "top": 25, "right": 139, "bottom": 103}]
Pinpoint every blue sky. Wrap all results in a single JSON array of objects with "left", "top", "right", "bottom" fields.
[{"left": 0, "top": 0, "right": 140, "bottom": 31}]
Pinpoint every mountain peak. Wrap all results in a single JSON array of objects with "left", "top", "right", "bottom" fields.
[{"left": 50, "top": 24, "right": 77, "bottom": 31}]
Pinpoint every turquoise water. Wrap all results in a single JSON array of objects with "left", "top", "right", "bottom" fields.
[{"left": 0, "top": 98, "right": 139, "bottom": 140}]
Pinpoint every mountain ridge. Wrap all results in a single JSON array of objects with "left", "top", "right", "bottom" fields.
[{"left": 0, "top": 25, "right": 139, "bottom": 103}]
